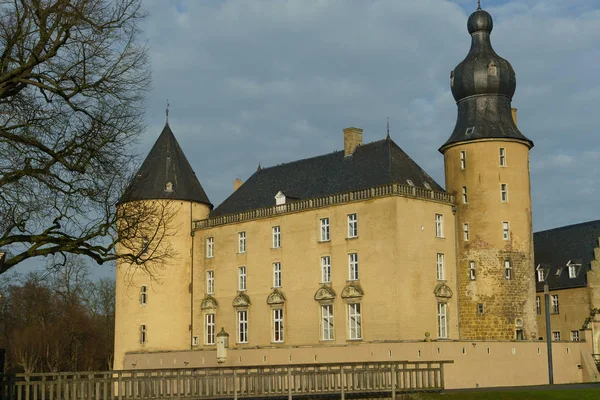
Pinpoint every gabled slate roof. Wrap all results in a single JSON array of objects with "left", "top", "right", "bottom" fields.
[
  {"left": 120, "top": 123, "right": 212, "bottom": 207},
  {"left": 534, "top": 220, "right": 600, "bottom": 292},
  {"left": 211, "top": 138, "right": 444, "bottom": 217}
]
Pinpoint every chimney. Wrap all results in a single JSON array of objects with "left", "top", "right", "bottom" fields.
[
  {"left": 343, "top": 127, "right": 363, "bottom": 156},
  {"left": 511, "top": 108, "right": 518, "bottom": 126},
  {"left": 234, "top": 178, "right": 243, "bottom": 191}
]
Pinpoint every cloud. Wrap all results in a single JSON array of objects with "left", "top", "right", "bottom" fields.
[{"left": 138, "top": 0, "right": 600, "bottom": 231}]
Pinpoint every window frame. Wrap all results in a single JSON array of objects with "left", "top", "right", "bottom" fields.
[
  {"left": 477, "top": 303, "right": 484, "bottom": 314},
  {"left": 571, "top": 330, "right": 580, "bottom": 342},
  {"left": 321, "top": 304, "right": 334, "bottom": 341},
  {"left": 348, "top": 253, "right": 359, "bottom": 281},
  {"left": 463, "top": 223, "right": 470, "bottom": 241},
  {"left": 237, "top": 310, "right": 248, "bottom": 344},
  {"left": 437, "top": 303, "right": 448, "bottom": 339},
  {"left": 273, "top": 262, "right": 282, "bottom": 288},
  {"left": 320, "top": 218, "right": 330, "bottom": 242},
  {"left": 536, "top": 296, "right": 541, "bottom": 315},
  {"left": 436, "top": 253, "right": 445, "bottom": 281},
  {"left": 206, "top": 237, "right": 214, "bottom": 258},
  {"left": 435, "top": 214, "right": 444, "bottom": 238},
  {"left": 348, "top": 303, "right": 362, "bottom": 340},
  {"left": 321, "top": 256, "right": 331, "bottom": 283},
  {"left": 568, "top": 265, "right": 576, "bottom": 279},
  {"left": 551, "top": 294, "right": 559, "bottom": 314},
  {"left": 500, "top": 183, "right": 508, "bottom": 203},
  {"left": 273, "top": 308, "right": 284, "bottom": 343},
  {"left": 504, "top": 260, "right": 512, "bottom": 280},
  {"left": 552, "top": 331, "right": 561, "bottom": 341},
  {"left": 272, "top": 226, "right": 281, "bottom": 249},
  {"left": 140, "top": 285, "right": 147, "bottom": 306},
  {"left": 206, "top": 270, "right": 215, "bottom": 295},
  {"left": 469, "top": 261, "right": 476, "bottom": 281},
  {"left": 462, "top": 186, "right": 468, "bottom": 204},
  {"left": 238, "top": 231, "right": 246, "bottom": 253},
  {"left": 140, "top": 324, "right": 147, "bottom": 344},
  {"left": 502, "top": 221, "right": 510, "bottom": 241},
  {"left": 347, "top": 213, "right": 358, "bottom": 238},
  {"left": 537, "top": 268, "right": 545, "bottom": 282},
  {"left": 499, "top": 148, "right": 506, "bottom": 166},
  {"left": 205, "top": 313, "right": 215, "bottom": 345},
  {"left": 460, "top": 150, "right": 466, "bottom": 170},
  {"left": 238, "top": 266, "right": 247, "bottom": 291}
]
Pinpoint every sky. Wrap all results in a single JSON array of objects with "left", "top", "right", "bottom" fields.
[{"left": 136, "top": 0, "right": 600, "bottom": 234}]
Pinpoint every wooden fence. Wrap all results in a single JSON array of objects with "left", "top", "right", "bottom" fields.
[{"left": 0, "top": 361, "right": 452, "bottom": 400}]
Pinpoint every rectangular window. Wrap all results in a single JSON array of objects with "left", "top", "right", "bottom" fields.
[
  {"left": 500, "top": 184, "right": 508, "bottom": 202},
  {"left": 140, "top": 285, "right": 147, "bottom": 305},
  {"left": 537, "top": 268, "right": 545, "bottom": 282},
  {"left": 205, "top": 314, "right": 215, "bottom": 345},
  {"left": 469, "top": 261, "right": 476, "bottom": 280},
  {"left": 551, "top": 294, "right": 559, "bottom": 314},
  {"left": 460, "top": 150, "right": 466, "bottom": 170},
  {"left": 435, "top": 214, "right": 444, "bottom": 238},
  {"left": 436, "top": 253, "right": 445, "bottom": 281},
  {"left": 238, "top": 310, "right": 248, "bottom": 343},
  {"left": 238, "top": 232, "right": 246, "bottom": 253},
  {"left": 320, "top": 218, "right": 330, "bottom": 241},
  {"left": 504, "top": 260, "right": 512, "bottom": 280},
  {"left": 206, "top": 271, "right": 214, "bottom": 295},
  {"left": 349, "top": 303, "right": 362, "bottom": 340},
  {"left": 238, "top": 266, "right": 247, "bottom": 291},
  {"left": 536, "top": 296, "right": 541, "bottom": 315},
  {"left": 568, "top": 265, "right": 577, "bottom": 279},
  {"left": 349, "top": 253, "right": 359, "bottom": 281},
  {"left": 571, "top": 330, "right": 580, "bottom": 342},
  {"left": 462, "top": 186, "right": 468, "bottom": 204},
  {"left": 499, "top": 148, "right": 506, "bottom": 166},
  {"left": 347, "top": 213, "right": 358, "bottom": 238},
  {"left": 272, "top": 226, "right": 281, "bottom": 248},
  {"left": 552, "top": 331, "right": 561, "bottom": 341},
  {"left": 477, "top": 303, "right": 484, "bottom": 314},
  {"left": 463, "top": 223, "right": 470, "bottom": 241},
  {"left": 321, "top": 256, "right": 331, "bottom": 283},
  {"left": 273, "top": 309, "right": 284, "bottom": 343},
  {"left": 273, "top": 262, "right": 282, "bottom": 288},
  {"left": 192, "top": 336, "right": 199, "bottom": 346},
  {"left": 321, "top": 304, "right": 334, "bottom": 340},
  {"left": 437, "top": 303, "right": 448, "bottom": 338},
  {"left": 140, "top": 324, "right": 147, "bottom": 344},
  {"left": 206, "top": 237, "right": 214, "bottom": 258},
  {"left": 503, "top": 221, "right": 510, "bottom": 240}
]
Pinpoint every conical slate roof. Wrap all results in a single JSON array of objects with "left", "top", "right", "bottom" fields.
[{"left": 119, "top": 123, "right": 212, "bottom": 207}]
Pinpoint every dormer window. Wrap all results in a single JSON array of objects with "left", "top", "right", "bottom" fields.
[
  {"left": 165, "top": 181, "right": 173, "bottom": 192},
  {"left": 275, "top": 191, "right": 286, "bottom": 206},
  {"left": 465, "top": 127, "right": 475, "bottom": 136},
  {"left": 536, "top": 265, "right": 545, "bottom": 282},
  {"left": 406, "top": 179, "right": 414, "bottom": 186},
  {"left": 567, "top": 261, "right": 579, "bottom": 279},
  {"left": 424, "top": 182, "right": 431, "bottom": 190},
  {"left": 488, "top": 61, "right": 497, "bottom": 76}
]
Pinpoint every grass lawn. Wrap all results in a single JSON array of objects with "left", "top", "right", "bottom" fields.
[{"left": 403, "top": 388, "right": 600, "bottom": 400}]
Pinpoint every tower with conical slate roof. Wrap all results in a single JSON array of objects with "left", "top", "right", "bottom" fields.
[
  {"left": 440, "top": 4, "right": 537, "bottom": 340},
  {"left": 114, "top": 122, "right": 212, "bottom": 369}
]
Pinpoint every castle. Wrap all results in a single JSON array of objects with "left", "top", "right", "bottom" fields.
[{"left": 113, "top": 5, "right": 598, "bottom": 388}]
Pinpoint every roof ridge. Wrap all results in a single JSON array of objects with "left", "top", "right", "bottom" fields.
[{"left": 535, "top": 219, "right": 600, "bottom": 234}]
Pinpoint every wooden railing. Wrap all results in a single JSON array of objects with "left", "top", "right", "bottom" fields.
[
  {"left": 194, "top": 184, "right": 455, "bottom": 229},
  {"left": 0, "top": 361, "right": 452, "bottom": 400}
]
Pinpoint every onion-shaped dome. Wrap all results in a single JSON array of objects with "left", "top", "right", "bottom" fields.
[{"left": 440, "top": 6, "right": 532, "bottom": 152}]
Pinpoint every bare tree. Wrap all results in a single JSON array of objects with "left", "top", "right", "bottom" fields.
[{"left": 0, "top": 0, "right": 174, "bottom": 274}]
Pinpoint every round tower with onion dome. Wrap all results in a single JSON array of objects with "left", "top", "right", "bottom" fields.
[{"left": 440, "top": 4, "right": 537, "bottom": 340}]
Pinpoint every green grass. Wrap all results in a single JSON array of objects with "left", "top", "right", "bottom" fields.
[{"left": 400, "top": 388, "right": 600, "bottom": 400}]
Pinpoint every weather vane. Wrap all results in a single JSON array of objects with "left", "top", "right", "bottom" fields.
[
  {"left": 166, "top": 99, "right": 170, "bottom": 123},
  {"left": 386, "top": 117, "right": 390, "bottom": 139},
  {"left": 477, "top": 0, "right": 481, "bottom": 10}
]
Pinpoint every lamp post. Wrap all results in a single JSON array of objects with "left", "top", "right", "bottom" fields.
[
  {"left": 216, "top": 328, "right": 229, "bottom": 364},
  {"left": 544, "top": 282, "right": 554, "bottom": 384}
]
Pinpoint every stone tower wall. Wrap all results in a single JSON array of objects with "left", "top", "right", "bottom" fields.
[
  {"left": 113, "top": 200, "right": 210, "bottom": 370},
  {"left": 444, "top": 140, "right": 537, "bottom": 340}
]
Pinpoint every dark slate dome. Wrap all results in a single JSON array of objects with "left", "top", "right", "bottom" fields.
[
  {"left": 119, "top": 123, "right": 213, "bottom": 207},
  {"left": 440, "top": 5, "right": 533, "bottom": 152}
]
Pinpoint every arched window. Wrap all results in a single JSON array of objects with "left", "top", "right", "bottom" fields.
[{"left": 488, "top": 61, "right": 497, "bottom": 76}]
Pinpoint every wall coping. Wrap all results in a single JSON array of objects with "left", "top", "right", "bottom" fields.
[{"left": 193, "top": 183, "right": 455, "bottom": 230}]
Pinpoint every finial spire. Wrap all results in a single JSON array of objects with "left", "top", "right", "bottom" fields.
[
  {"left": 386, "top": 117, "right": 390, "bottom": 139},
  {"left": 166, "top": 99, "right": 170, "bottom": 123},
  {"left": 477, "top": 0, "right": 481, "bottom": 10}
]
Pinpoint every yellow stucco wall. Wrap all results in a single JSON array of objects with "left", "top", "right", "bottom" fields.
[
  {"left": 536, "top": 287, "right": 591, "bottom": 342},
  {"left": 444, "top": 139, "right": 537, "bottom": 340},
  {"left": 114, "top": 200, "right": 210, "bottom": 370},
  {"left": 192, "top": 195, "right": 458, "bottom": 349}
]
